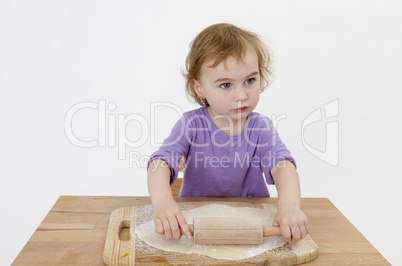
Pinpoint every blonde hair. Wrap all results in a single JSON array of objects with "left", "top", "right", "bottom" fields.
[{"left": 184, "top": 23, "right": 273, "bottom": 106}]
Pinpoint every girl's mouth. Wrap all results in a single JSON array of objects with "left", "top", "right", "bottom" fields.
[{"left": 234, "top": 106, "right": 249, "bottom": 112}]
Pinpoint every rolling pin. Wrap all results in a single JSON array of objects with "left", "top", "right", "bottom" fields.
[{"left": 177, "top": 217, "right": 282, "bottom": 245}]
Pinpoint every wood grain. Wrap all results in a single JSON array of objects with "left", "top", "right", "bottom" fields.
[
  {"left": 12, "top": 196, "right": 390, "bottom": 265},
  {"left": 179, "top": 218, "right": 282, "bottom": 241},
  {"left": 103, "top": 206, "right": 137, "bottom": 266},
  {"left": 193, "top": 217, "right": 263, "bottom": 244}
]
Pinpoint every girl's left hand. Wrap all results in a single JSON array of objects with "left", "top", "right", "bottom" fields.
[{"left": 273, "top": 206, "right": 309, "bottom": 243}]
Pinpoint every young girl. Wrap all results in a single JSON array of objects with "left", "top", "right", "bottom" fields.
[{"left": 147, "top": 23, "right": 309, "bottom": 244}]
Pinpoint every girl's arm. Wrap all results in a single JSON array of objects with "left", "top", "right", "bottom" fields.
[
  {"left": 147, "top": 159, "right": 192, "bottom": 240},
  {"left": 271, "top": 160, "right": 309, "bottom": 243}
]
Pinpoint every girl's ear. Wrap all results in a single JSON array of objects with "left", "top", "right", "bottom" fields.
[{"left": 192, "top": 79, "right": 205, "bottom": 98}]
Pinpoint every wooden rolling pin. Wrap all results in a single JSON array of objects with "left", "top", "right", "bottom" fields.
[{"left": 177, "top": 217, "right": 282, "bottom": 245}]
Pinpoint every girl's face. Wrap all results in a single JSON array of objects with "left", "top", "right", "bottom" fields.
[{"left": 192, "top": 49, "right": 261, "bottom": 130}]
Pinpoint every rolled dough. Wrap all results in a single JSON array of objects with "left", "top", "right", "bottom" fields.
[{"left": 135, "top": 204, "right": 285, "bottom": 260}]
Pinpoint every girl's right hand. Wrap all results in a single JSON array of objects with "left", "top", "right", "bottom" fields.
[{"left": 152, "top": 197, "right": 193, "bottom": 240}]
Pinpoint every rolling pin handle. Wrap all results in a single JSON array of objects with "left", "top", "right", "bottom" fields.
[
  {"left": 180, "top": 224, "right": 194, "bottom": 236},
  {"left": 262, "top": 225, "right": 282, "bottom": 237}
]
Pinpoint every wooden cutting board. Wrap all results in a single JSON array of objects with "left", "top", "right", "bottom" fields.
[{"left": 103, "top": 201, "right": 318, "bottom": 265}]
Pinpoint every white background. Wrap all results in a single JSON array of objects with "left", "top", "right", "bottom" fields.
[{"left": 1, "top": 0, "right": 401, "bottom": 264}]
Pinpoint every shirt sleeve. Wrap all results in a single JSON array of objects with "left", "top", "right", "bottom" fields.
[
  {"left": 257, "top": 116, "right": 296, "bottom": 185},
  {"left": 147, "top": 114, "right": 191, "bottom": 185}
]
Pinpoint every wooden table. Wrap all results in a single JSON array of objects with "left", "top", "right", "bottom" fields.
[{"left": 13, "top": 196, "right": 389, "bottom": 265}]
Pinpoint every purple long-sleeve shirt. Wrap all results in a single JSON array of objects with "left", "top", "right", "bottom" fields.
[{"left": 148, "top": 106, "right": 295, "bottom": 197}]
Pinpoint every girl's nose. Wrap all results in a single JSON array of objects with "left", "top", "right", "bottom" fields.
[{"left": 234, "top": 87, "right": 248, "bottom": 102}]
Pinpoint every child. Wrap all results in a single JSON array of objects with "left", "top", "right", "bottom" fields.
[{"left": 147, "top": 23, "right": 309, "bottom": 244}]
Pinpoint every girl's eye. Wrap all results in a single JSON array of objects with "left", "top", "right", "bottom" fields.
[
  {"left": 245, "top": 78, "right": 255, "bottom": 85},
  {"left": 220, "top": 83, "right": 231, "bottom": 89}
]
